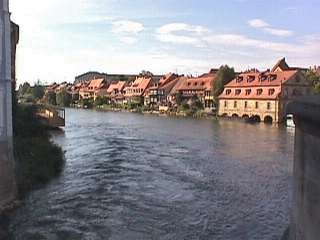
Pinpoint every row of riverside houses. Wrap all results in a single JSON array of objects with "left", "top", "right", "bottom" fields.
[{"left": 43, "top": 58, "right": 314, "bottom": 123}]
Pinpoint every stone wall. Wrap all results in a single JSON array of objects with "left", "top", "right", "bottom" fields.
[{"left": 287, "top": 96, "right": 320, "bottom": 240}]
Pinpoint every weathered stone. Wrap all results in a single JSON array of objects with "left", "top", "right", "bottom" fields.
[{"left": 287, "top": 96, "right": 320, "bottom": 240}]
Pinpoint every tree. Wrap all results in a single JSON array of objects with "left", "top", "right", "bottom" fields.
[
  {"left": 139, "top": 70, "right": 153, "bottom": 78},
  {"left": 32, "top": 81, "right": 45, "bottom": 100},
  {"left": 94, "top": 96, "right": 107, "bottom": 106},
  {"left": 46, "top": 92, "right": 57, "bottom": 105},
  {"left": 213, "top": 65, "right": 236, "bottom": 99},
  {"left": 304, "top": 70, "right": 320, "bottom": 94},
  {"left": 56, "top": 90, "right": 71, "bottom": 107},
  {"left": 18, "top": 82, "right": 31, "bottom": 97},
  {"left": 175, "top": 92, "right": 183, "bottom": 106}
]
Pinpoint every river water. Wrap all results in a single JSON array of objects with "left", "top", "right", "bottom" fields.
[{"left": 9, "top": 108, "right": 294, "bottom": 240}]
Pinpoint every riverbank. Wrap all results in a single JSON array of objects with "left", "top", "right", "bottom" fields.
[
  {"left": 73, "top": 103, "right": 218, "bottom": 120},
  {"left": 0, "top": 105, "right": 65, "bottom": 240}
]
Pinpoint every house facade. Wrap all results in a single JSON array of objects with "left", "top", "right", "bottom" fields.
[
  {"left": 144, "top": 73, "right": 179, "bottom": 108},
  {"left": 218, "top": 58, "right": 313, "bottom": 123},
  {"left": 79, "top": 78, "right": 107, "bottom": 100},
  {"left": 106, "top": 81, "right": 127, "bottom": 104},
  {"left": 124, "top": 77, "right": 152, "bottom": 104},
  {"left": 168, "top": 69, "right": 218, "bottom": 111}
]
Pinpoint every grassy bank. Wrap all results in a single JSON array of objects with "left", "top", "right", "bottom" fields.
[{"left": 13, "top": 105, "right": 65, "bottom": 197}]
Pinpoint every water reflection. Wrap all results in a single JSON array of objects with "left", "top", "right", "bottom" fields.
[{"left": 9, "top": 109, "right": 294, "bottom": 240}]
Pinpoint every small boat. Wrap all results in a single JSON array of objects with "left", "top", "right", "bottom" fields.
[{"left": 286, "top": 114, "right": 295, "bottom": 128}]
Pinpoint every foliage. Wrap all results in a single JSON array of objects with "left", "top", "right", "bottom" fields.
[
  {"left": 139, "top": 70, "right": 154, "bottom": 78},
  {"left": 18, "top": 82, "right": 31, "bottom": 96},
  {"left": 94, "top": 96, "right": 108, "bottom": 106},
  {"left": 32, "top": 81, "right": 45, "bottom": 100},
  {"left": 213, "top": 65, "right": 236, "bottom": 98},
  {"left": 13, "top": 105, "right": 64, "bottom": 196},
  {"left": 304, "top": 70, "right": 320, "bottom": 94},
  {"left": 45, "top": 91, "right": 57, "bottom": 105},
  {"left": 80, "top": 98, "right": 94, "bottom": 108},
  {"left": 179, "top": 100, "right": 190, "bottom": 112},
  {"left": 56, "top": 89, "right": 71, "bottom": 107},
  {"left": 175, "top": 92, "right": 184, "bottom": 106}
]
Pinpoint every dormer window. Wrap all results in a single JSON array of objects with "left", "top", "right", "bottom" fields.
[
  {"left": 257, "top": 89, "right": 263, "bottom": 95},
  {"left": 270, "top": 74, "right": 277, "bottom": 81},
  {"left": 245, "top": 89, "right": 251, "bottom": 95},
  {"left": 268, "top": 88, "right": 275, "bottom": 95},
  {"left": 194, "top": 82, "right": 198, "bottom": 86},
  {"left": 237, "top": 76, "right": 244, "bottom": 82},
  {"left": 187, "top": 82, "right": 191, "bottom": 86},
  {"left": 247, "top": 75, "right": 255, "bottom": 82},
  {"left": 260, "top": 75, "right": 267, "bottom": 81},
  {"left": 226, "top": 89, "right": 232, "bottom": 95},
  {"left": 235, "top": 89, "right": 241, "bottom": 95},
  {"left": 201, "top": 82, "right": 205, "bottom": 86}
]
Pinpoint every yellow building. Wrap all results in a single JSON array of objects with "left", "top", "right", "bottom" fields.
[{"left": 218, "top": 58, "right": 312, "bottom": 123}]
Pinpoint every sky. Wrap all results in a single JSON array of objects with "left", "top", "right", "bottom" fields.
[{"left": 10, "top": 0, "right": 320, "bottom": 84}]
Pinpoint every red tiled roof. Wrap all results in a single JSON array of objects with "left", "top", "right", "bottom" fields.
[
  {"left": 176, "top": 75, "right": 215, "bottom": 92},
  {"left": 224, "top": 70, "right": 297, "bottom": 88},
  {"left": 88, "top": 78, "right": 105, "bottom": 89},
  {"left": 124, "top": 77, "right": 152, "bottom": 97},
  {"left": 107, "top": 81, "right": 126, "bottom": 94},
  {"left": 272, "top": 57, "right": 290, "bottom": 72}
]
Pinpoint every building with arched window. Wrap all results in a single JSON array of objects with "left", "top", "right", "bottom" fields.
[{"left": 218, "top": 58, "right": 313, "bottom": 123}]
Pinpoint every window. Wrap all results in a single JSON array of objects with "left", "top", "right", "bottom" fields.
[
  {"left": 257, "top": 89, "right": 263, "bottom": 95},
  {"left": 194, "top": 82, "right": 198, "bottom": 86},
  {"left": 234, "top": 101, "right": 237, "bottom": 108},
  {"left": 188, "top": 82, "right": 191, "bottom": 86},
  {"left": 267, "top": 102, "right": 271, "bottom": 110},
  {"left": 245, "top": 89, "right": 251, "bottom": 95},
  {"left": 236, "top": 76, "right": 244, "bottom": 82},
  {"left": 201, "top": 82, "right": 205, "bottom": 86},
  {"left": 226, "top": 89, "right": 232, "bottom": 95},
  {"left": 235, "top": 89, "right": 241, "bottom": 95},
  {"left": 260, "top": 75, "right": 267, "bottom": 81},
  {"left": 255, "top": 102, "right": 259, "bottom": 109},
  {"left": 247, "top": 75, "right": 255, "bottom": 82},
  {"left": 270, "top": 74, "right": 277, "bottom": 81},
  {"left": 244, "top": 101, "right": 248, "bottom": 108},
  {"left": 268, "top": 88, "right": 275, "bottom": 95},
  {"left": 224, "top": 101, "right": 227, "bottom": 107}
]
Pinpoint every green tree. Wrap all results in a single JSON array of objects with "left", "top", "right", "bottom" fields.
[
  {"left": 56, "top": 90, "right": 71, "bottom": 107},
  {"left": 139, "top": 70, "right": 153, "bottom": 78},
  {"left": 46, "top": 92, "right": 57, "bottom": 105},
  {"left": 94, "top": 96, "right": 107, "bottom": 106},
  {"left": 18, "top": 82, "right": 31, "bottom": 97},
  {"left": 213, "top": 65, "right": 236, "bottom": 99},
  {"left": 32, "top": 81, "right": 45, "bottom": 100},
  {"left": 175, "top": 92, "right": 183, "bottom": 106},
  {"left": 304, "top": 70, "right": 320, "bottom": 94}
]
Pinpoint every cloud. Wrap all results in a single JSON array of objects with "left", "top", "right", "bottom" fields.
[
  {"left": 111, "top": 20, "right": 144, "bottom": 34},
  {"left": 263, "top": 27, "right": 294, "bottom": 37},
  {"left": 248, "top": 19, "right": 270, "bottom": 28},
  {"left": 248, "top": 18, "right": 294, "bottom": 37},
  {"left": 119, "top": 37, "right": 138, "bottom": 44},
  {"left": 156, "top": 23, "right": 208, "bottom": 46}
]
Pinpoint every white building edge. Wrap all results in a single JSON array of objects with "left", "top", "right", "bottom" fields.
[{"left": 0, "top": 0, "right": 16, "bottom": 208}]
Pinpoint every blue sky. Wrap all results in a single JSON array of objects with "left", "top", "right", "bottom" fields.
[{"left": 10, "top": 0, "right": 320, "bottom": 84}]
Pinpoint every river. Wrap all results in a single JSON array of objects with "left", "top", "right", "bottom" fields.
[{"left": 9, "top": 108, "right": 294, "bottom": 240}]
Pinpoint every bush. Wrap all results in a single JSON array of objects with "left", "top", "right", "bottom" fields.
[{"left": 13, "top": 105, "right": 65, "bottom": 196}]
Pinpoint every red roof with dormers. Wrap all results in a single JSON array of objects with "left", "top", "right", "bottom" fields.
[
  {"left": 107, "top": 81, "right": 126, "bottom": 94},
  {"left": 224, "top": 70, "right": 297, "bottom": 88},
  {"left": 124, "top": 77, "right": 152, "bottom": 97},
  {"left": 175, "top": 73, "right": 216, "bottom": 92}
]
